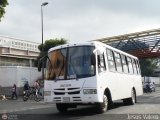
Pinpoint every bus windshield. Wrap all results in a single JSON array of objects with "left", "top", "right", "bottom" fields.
[{"left": 45, "top": 46, "right": 95, "bottom": 80}]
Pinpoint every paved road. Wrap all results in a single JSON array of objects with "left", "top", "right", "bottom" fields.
[{"left": 0, "top": 87, "right": 160, "bottom": 120}]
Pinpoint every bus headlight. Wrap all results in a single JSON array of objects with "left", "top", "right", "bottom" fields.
[
  {"left": 83, "top": 89, "right": 97, "bottom": 94},
  {"left": 44, "top": 91, "right": 51, "bottom": 96}
]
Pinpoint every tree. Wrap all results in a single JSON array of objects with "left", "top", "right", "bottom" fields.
[
  {"left": 38, "top": 38, "right": 67, "bottom": 52},
  {"left": 35, "top": 38, "right": 67, "bottom": 67},
  {"left": 0, "top": 0, "right": 9, "bottom": 21},
  {"left": 139, "top": 58, "right": 158, "bottom": 77},
  {"left": 38, "top": 38, "right": 67, "bottom": 57}
]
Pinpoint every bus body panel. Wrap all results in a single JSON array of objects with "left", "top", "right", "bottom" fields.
[
  {"left": 44, "top": 76, "right": 104, "bottom": 103},
  {"left": 97, "top": 71, "right": 143, "bottom": 101}
]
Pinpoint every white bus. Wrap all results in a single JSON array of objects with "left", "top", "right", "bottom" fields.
[{"left": 40, "top": 41, "right": 143, "bottom": 113}]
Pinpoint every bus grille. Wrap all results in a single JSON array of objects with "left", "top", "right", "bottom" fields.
[
  {"left": 72, "top": 97, "right": 82, "bottom": 101},
  {"left": 54, "top": 92, "right": 65, "bottom": 95},
  {"left": 53, "top": 96, "right": 82, "bottom": 102},
  {"left": 53, "top": 97, "right": 61, "bottom": 102},
  {"left": 53, "top": 87, "right": 80, "bottom": 95},
  {"left": 68, "top": 91, "right": 80, "bottom": 94}
]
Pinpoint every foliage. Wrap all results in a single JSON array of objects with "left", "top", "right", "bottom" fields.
[
  {"left": 35, "top": 38, "right": 67, "bottom": 67},
  {"left": 0, "top": 0, "right": 8, "bottom": 21},
  {"left": 38, "top": 38, "right": 67, "bottom": 52},
  {"left": 139, "top": 58, "right": 158, "bottom": 77}
]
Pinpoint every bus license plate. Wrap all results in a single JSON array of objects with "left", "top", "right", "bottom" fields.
[{"left": 63, "top": 97, "right": 70, "bottom": 102}]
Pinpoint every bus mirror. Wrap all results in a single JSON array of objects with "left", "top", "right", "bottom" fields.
[
  {"left": 38, "top": 55, "right": 48, "bottom": 72},
  {"left": 91, "top": 54, "right": 96, "bottom": 65},
  {"left": 38, "top": 60, "right": 42, "bottom": 72}
]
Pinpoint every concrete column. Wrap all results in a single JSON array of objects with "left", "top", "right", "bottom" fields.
[{"left": 29, "top": 59, "right": 32, "bottom": 67}]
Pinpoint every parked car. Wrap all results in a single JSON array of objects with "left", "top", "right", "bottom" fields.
[{"left": 143, "top": 82, "right": 155, "bottom": 93}]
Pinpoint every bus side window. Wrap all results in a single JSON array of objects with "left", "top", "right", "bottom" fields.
[
  {"left": 121, "top": 55, "right": 128, "bottom": 73},
  {"left": 114, "top": 52, "right": 123, "bottom": 73},
  {"left": 127, "top": 57, "right": 134, "bottom": 74},
  {"left": 136, "top": 60, "right": 140, "bottom": 75},
  {"left": 106, "top": 49, "right": 116, "bottom": 72},
  {"left": 132, "top": 59, "right": 138, "bottom": 74},
  {"left": 97, "top": 53, "right": 106, "bottom": 73}
]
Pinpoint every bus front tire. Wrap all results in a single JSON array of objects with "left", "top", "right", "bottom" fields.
[
  {"left": 97, "top": 94, "right": 108, "bottom": 113},
  {"left": 123, "top": 89, "right": 136, "bottom": 105},
  {"left": 56, "top": 103, "right": 68, "bottom": 113}
]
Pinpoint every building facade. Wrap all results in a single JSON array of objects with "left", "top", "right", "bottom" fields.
[{"left": 0, "top": 35, "right": 40, "bottom": 67}]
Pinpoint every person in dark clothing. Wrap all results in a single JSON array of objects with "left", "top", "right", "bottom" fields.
[
  {"left": 11, "top": 84, "right": 17, "bottom": 99},
  {"left": 23, "top": 81, "right": 30, "bottom": 97},
  {"left": 23, "top": 81, "right": 30, "bottom": 91}
]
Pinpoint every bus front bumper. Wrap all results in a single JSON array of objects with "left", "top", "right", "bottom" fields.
[{"left": 44, "top": 91, "right": 102, "bottom": 103}]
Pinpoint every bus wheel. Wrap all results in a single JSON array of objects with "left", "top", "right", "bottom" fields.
[
  {"left": 97, "top": 94, "right": 108, "bottom": 113},
  {"left": 56, "top": 103, "right": 68, "bottom": 113},
  {"left": 123, "top": 89, "right": 136, "bottom": 105}
]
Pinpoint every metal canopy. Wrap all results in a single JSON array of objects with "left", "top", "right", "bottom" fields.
[{"left": 95, "top": 28, "right": 160, "bottom": 58}]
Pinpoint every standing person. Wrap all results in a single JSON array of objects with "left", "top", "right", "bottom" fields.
[
  {"left": 34, "top": 80, "right": 40, "bottom": 95},
  {"left": 11, "top": 84, "right": 17, "bottom": 100},
  {"left": 34, "top": 80, "right": 40, "bottom": 90},
  {"left": 33, "top": 80, "right": 42, "bottom": 101}
]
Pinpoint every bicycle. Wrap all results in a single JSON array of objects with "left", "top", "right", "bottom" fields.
[{"left": 23, "top": 87, "right": 42, "bottom": 102}]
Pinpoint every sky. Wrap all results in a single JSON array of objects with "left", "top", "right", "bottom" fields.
[{"left": 1, "top": 0, "right": 160, "bottom": 44}]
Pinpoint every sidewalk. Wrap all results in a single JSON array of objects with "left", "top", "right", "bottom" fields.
[
  {"left": 0, "top": 96, "right": 54, "bottom": 114},
  {"left": 0, "top": 95, "right": 45, "bottom": 104}
]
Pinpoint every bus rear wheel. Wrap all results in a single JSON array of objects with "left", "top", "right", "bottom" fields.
[
  {"left": 123, "top": 89, "right": 136, "bottom": 105},
  {"left": 56, "top": 103, "right": 68, "bottom": 113},
  {"left": 97, "top": 94, "right": 108, "bottom": 113}
]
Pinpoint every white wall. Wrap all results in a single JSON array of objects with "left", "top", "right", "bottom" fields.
[
  {"left": 0, "top": 66, "right": 17, "bottom": 87},
  {"left": 0, "top": 66, "right": 42, "bottom": 87},
  {"left": 142, "top": 77, "right": 160, "bottom": 85}
]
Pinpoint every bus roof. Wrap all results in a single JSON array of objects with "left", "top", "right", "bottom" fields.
[
  {"left": 48, "top": 42, "right": 94, "bottom": 53},
  {"left": 48, "top": 41, "right": 138, "bottom": 59}
]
